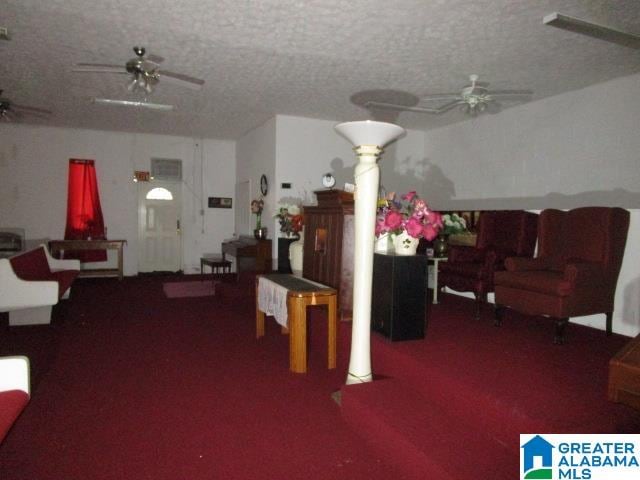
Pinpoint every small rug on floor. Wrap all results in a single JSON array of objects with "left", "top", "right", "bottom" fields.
[{"left": 163, "top": 280, "right": 218, "bottom": 298}]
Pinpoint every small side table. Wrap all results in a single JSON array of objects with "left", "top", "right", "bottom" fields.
[
  {"left": 427, "top": 256, "right": 448, "bottom": 304},
  {"left": 200, "top": 256, "right": 231, "bottom": 275}
]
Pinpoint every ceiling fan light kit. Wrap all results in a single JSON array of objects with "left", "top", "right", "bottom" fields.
[{"left": 543, "top": 12, "right": 640, "bottom": 50}]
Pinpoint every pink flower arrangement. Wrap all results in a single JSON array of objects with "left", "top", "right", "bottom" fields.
[{"left": 375, "top": 191, "right": 443, "bottom": 241}]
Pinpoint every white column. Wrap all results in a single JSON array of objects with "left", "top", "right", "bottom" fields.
[
  {"left": 348, "top": 145, "right": 380, "bottom": 383},
  {"left": 335, "top": 121, "right": 405, "bottom": 385}
]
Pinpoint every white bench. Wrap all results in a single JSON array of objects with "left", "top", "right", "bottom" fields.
[{"left": 0, "top": 244, "right": 80, "bottom": 326}]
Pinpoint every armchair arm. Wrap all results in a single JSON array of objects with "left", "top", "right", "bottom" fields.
[
  {"left": 448, "top": 245, "right": 485, "bottom": 263},
  {"left": 564, "top": 261, "right": 606, "bottom": 287},
  {"left": 504, "top": 256, "right": 551, "bottom": 272},
  {"left": 0, "top": 356, "right": 30, "bottom": 395},
  {"left": 0, "top": 259, "right": 59, "bottom": 311},
  {"left": 42, "top": 244, "right": 80, "bottom": 272}
]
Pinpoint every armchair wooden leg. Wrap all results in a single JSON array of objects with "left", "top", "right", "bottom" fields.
[
  {"left": 554, "top": 317, "right": 569, "bottom": 345},
  {"left": 474, "top": 293, "right": 482, "bottom": 320},
  {"left": 494, "top": 304, "right": 505, "bottom": 327},
  {"left": 606, "top": 312, "right": 613, "bottom": 336}
]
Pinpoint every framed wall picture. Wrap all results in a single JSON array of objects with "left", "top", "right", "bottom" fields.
[{"left": 208, "top": 197, "right": 233, "bottom": 209}]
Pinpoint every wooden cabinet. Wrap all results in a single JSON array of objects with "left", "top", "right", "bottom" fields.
[
  {"left": 371, "top": 253, "right": 428, "bottom": 341},
  {"left": 221, "top": 237, "right": 272, "bottom": 276},
  {"left": 302, "top": 189, "right": 354, "bottom": 321}
]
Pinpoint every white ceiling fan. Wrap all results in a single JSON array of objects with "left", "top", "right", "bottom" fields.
[
  {"left": 0, "top": 90, "right": 52, "bottom": 121},
  {"left": 365, "top": 74, "right": 533, "bottom": 116},
  {"left": 73, "top": 46, "right": 205, "bottom": 93}
]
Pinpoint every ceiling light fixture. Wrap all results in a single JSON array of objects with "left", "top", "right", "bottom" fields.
[
  {"left": 0, "top": 27, "right": 9, "bottom": 41},
  {"left": 543, "top": 12, "right": 640, "bottom": 50},
  {"left": 92, "top": 98, "right": 174, "bottom": 111}
]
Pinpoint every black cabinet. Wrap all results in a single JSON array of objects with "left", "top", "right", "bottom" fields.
[{"left": 372, "top": 253, "right": 428, "bottom": 341}]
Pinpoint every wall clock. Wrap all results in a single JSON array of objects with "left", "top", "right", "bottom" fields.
[
  {"left": 322, "top": 173, "right": 336, "bottom": 189},
  {"left": 260, "top": 174, "right": 268, "bottom": 196}
]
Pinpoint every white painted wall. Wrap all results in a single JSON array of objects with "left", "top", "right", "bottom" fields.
[
  {"left": 0, "top": 124, "right": 235, "bottom": 276},
  {"left": 274, "top": 115, "right": 426, "bottom": 205},
  {"left": 235, "top": 117, "right": 277, "bottom": 237},
  {"left": 421, "top": 73, "right": 640, "bottom": 337},
  {"left": 273, "top": 115, "right": 426, "bottom": 259},
  {"left": 422, "top": 72, "right": 640, "bottom": 210}
]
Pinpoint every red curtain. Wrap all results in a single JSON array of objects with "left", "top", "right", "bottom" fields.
[{"left": 64, "top": 159, "right": 107, "bottom": 262}]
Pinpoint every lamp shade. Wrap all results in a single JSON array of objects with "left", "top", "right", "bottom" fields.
[{"left": 335, "top": 120, "right": 405, "bottom": 148}]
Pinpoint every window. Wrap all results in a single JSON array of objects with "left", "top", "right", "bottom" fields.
[
  {"left": 146, "top": 187, "right": 173, "bottom": 200},
  {"left": 64, "top": 159, "right": 106, "bottom": 261}
]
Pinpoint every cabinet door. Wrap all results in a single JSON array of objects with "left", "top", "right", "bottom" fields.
[
  {"left": 391, "top": 257, "right": 427, "bottom": 340},
  {"left": 302, "top": 212, "right": 343, "bottom": 288},
  {"left": 372, "top": 254, "right": 393, "bottom": 336}
]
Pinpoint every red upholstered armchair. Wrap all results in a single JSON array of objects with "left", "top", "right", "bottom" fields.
[
  {"left": 439, "top": 210, "right": 538, "bottom": 319},
  {"left": 494, "top": 207, "right": 630, "bottom": 344}
]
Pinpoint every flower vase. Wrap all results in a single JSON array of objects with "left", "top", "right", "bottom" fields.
[
  {"left": 289, "top": 231, "right": 304, "bottom": 275},
  {"left": 374, "top": 233, "right": 391, "bottom": 253},
  {"left": 254, "top": 226, "right": 268, "bottom": 239},
  {"left": 433, "top": 234, "right": 448, "bottom": 257},
  {"left": 392, "top": 231, "right": 419, "bottom": 255}
]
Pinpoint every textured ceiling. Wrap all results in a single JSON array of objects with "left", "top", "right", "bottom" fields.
[{"left": 2, "top": 0, "right": 639, "bottom": 139}]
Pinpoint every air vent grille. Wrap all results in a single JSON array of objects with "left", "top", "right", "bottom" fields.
[{"left": 151, "top": 158, "right": 182, "bottom": 181}]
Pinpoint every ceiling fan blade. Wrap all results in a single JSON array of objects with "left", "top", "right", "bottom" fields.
[
  {"left": 146, "top": 53, "right": 165, "bottom": 64},
  {"left": 434, "top": 100, "right": 466, "bottom": 114},
  {"left": 142, "top": 59, "right": 161, "bottom": 71},
  {"left": 543, "top": 12, "right": 640, "bottom": 50},
  {"left": 486, "top": 93, "right": 532, "bottom": 103},
  {"left": 12, "top": 104, "right": 52, "bottom": 115},
  {"left": 421, "top": 93, "right": 462, "bottom": 101},
  {"left": 365, "top": 100, "right": 443, "bottom": 114},
  {"left": 159, "top": 70, "right": 205, "bottom": 89},
  {"left": 73, "top": 63, "right": 126, "bottom": 74},
  {"left": 92, "top": 98, "right": 174, "bottom": 111},
  {"left": 487, "top": 89, "right": 533, "bottom": 96}
]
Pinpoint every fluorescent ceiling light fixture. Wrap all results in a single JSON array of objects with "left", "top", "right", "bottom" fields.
[
  {"left": 91, "top": 98, "right": 174, "bottom": 111},
  {"left": 543, "top": 12, "right": 640, "bottom": 50}
]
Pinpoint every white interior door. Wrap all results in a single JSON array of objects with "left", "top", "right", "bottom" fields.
[{"left": 138, "top": 181, "right": 182, "bottom": 272}]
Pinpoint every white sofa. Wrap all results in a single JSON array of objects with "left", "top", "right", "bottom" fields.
[
  {"left": 0, "top": 356, "right": 30, "bottom": 442},
  {"left": 0, "top": 244, "right": 80, "bottom": 326}
]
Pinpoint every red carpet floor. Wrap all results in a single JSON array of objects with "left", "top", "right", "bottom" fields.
[
  {"left": 1, "top": 275, "right": 638, "bottom": 480},
  {"left": 341, "top": 293, "right": 640, "bottom": 480},
  {"left": 0, "top": 275, "right": 400, "bottom": 480}
]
